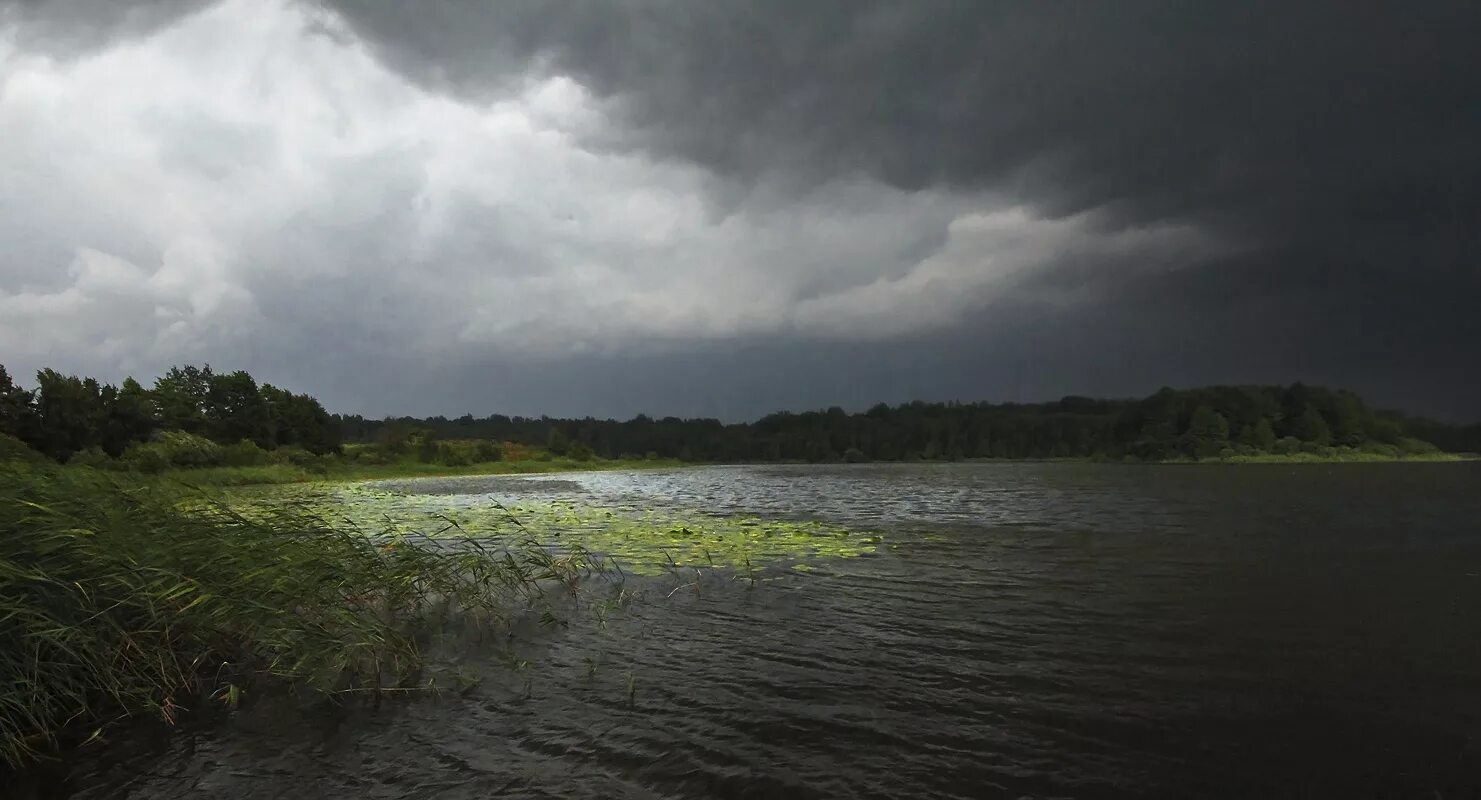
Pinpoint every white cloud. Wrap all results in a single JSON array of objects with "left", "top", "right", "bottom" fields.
[{"left": 0, "top": 0, "right": 1210, "bottom": 390}]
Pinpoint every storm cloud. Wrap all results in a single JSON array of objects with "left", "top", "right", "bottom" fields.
[{"left": 2, "top": 0, "right": 1478, "bottom": 420}]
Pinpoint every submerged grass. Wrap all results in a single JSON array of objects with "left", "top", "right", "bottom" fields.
[{"left": 0, "top": 461, "right": 597, "bottom": 768}]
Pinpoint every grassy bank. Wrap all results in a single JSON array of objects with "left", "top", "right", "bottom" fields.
[
  {"left": 161, "top": 451, "right": 1475, "bottom": 481},
  {"left": 1198, "top": 451, "right": 1468, "bottom": 464},
  {"left": 0, "top": 461, "right": 596, "bottom": 768},
  {"left": 162, "top": 454, "right": 688, "bottom": 487}
]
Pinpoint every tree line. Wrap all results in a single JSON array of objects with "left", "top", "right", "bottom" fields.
[
  {"left": 0, "top": 364, "right": 339, "bottom": 464},
  {"left": 4, "top": 362, "right": 1475, "bottom": 466},
  {"left": 342, "top": 383, "right": 1473, "bottom": 463}
]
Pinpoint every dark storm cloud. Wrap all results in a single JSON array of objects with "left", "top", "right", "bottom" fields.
[
  {"left": 320, "top": 1, "right": 1481, "bottom": 237},
  {"left": 314, "top": 0, "right": 1481, "bottom": 418},
  {"left": 1, "top": 0, "right": 209, "bottom": 55},
  {"left": 3, "top": 0, "right": 1477, "bottom": 421}
]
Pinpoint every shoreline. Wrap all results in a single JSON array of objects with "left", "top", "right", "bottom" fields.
[{"left": 153, "top": 451, "right": 1476, "bottom": 488}]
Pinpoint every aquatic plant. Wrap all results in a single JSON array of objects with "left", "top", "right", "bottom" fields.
[
  {"left": 0, "top": 462, "right": 595, "bottom": 768},
  {"left": 224, "top": 483, "right": 883, "bottom": 576}
]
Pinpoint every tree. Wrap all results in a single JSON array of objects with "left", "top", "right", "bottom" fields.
[
  {"left": 413, "top": 429, "right": 440, "bottom": 463},
  {"left": 1239, "top": 417, "right": 1277, "bottom": 451},
  {"left": 546, "top": 427, "right": 571, "bottom": 456},
  {"left": 153, "top": 365, "right": 212, "bottom": 434},
  {"left": 98, "top": 378, "right": 156, "bottom": 456},
  {"left": 1182, "top": 405, "right": 1229, "bottom": 459},
  {"left": 1328, "top": 391, "right": 1368, "bottom": 446},
  {"left": 262, "top": 384, "right": 341, "bottom": 454},
  {"left": 0, "top": 365, "right": 39, "bottom": 445},
  {"left": 473, "top": 440, "right": 503, "bottom": 462},
  {"left": 31, "top": 370, "right": 107, "bottom": 461},
  {"left": 1292, "top": 406, "right": 1332, "bottom": 445},
  {"left": 205, "top": 370, "right": 269, "bottom": 446},
  {"left": 1128, "top": 387, "right": 1183, "bottom": 459}
]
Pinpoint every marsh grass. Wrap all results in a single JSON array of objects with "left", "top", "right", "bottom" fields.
[
  {"left": 0, "top": 462, "right": 597, "bottom": 768},
  {"left": 134, "top": 455, "right": 689, "bottom": 488}
]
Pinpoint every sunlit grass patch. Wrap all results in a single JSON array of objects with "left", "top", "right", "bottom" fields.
[{"left": 223, "top": 483, "right": 883, "bottom": 576}]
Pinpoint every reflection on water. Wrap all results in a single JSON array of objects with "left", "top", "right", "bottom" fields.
[{"left": 58, "top": 463, "right": 1481, "bottom": 798}]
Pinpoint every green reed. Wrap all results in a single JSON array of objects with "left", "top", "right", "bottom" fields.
[{"left": 0, "top": 461, "right": 595, "bottom": 768}]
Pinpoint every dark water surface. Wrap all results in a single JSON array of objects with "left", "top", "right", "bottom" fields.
[{"left": 60, "top": 463, "right": 1481, "bottom": 798}]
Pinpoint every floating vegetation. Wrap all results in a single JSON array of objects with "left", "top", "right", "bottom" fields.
[{"left": 222, "top": 480, "right": 882, "bottom": 576}]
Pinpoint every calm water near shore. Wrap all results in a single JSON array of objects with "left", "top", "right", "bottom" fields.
[{"left": 60, "top": 462, "right": 1481, "bottom": 798}]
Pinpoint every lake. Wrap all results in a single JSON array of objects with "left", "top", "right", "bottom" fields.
[{"left": 59, "top": 462, "right": 1481, "bottom": 798}]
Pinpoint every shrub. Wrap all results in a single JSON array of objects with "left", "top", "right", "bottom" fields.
[
  {"left": 0, "top": 435, "right": 46, "bottom": 464},
  {"left": 221, "top": 439, "right": 271, "bottom": 467},
  {"left": 1361, "top": 442, "right": 1402, "bottom": 458},
  {"left": 473, "top": 440, "right": 503, "bottom": 463},
  {"left": 1397, "top": 437, "right": 1440, "bottom": 456},
  {"left": 500, "top": 442, "right": 535, "bottom": 461},
  {"left": 153, "top": 431, "right": 225, "bottom": 468},
  {"left": 65, "top": 447, "right": 113, "bottom": 469},
  {"left": 339, "top": 444, "right": 386, "bottom": 464},
  {"left": 568, "top": 441, "right": 595, "bottom": 461},
  {"left": 119, "top": 442, "right": 172, "bottom": 473},
  {"left": 437, "top": 443, "right": 472, "bottom": 467},
  {"left": 269, "top": 447, "right": 320, "bottom": 468}
]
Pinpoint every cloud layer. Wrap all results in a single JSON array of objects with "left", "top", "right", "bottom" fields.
[{"left": 2, "top": 0, "right": 1477, "bottom": 420}]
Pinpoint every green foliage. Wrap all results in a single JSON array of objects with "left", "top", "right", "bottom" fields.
[
  {"left": 546, "top": 427, "right": 571, "bottom": 457},
  {"left": 1396, "top": 437, "right": 1440, "bottom": 456},
  {"left": 119, "top": 441, "right": 172, "bottom": 473},
  {"left": 415, "top": 430, "right": 440, "bottom": 464},
  {"left": 1182, "top": 406, "right": 1229, "bottom": 459},
  {"left": 4, "top": 360, "right": 1467, "bottom": 468},
  {"left": 30, "top": 370, "right": 106, "bottom": 461},
  {"left": 262, "top": 384, "right": 340, "bottom": 454},
  {"left": 0, "top": 434, "right": 46, "bottom": 464},
  {"left": 0, "top": 461, "right": 597, "bottom": 767},
  {"left": 436, "top": 442, "right": 471, "bottom": 467},
  {"left": 65, "top": 447, "right": 112, "bottom": 468},
  {"left": 1272, "top": 436, "right": 1301, "bottom": 455},
  {"left": 0, "top": 363, "right": 342, "bottom": 467},
  {"left": 1239, "top": 417, "right": 1277, "bottom": 450},
  {"left": 473, "top": 440, "right": 504, "bottom": 463},
  {"left": 152, "top": 364, "right": 212, "bottom": 435},
  {"left": 103, "top": 378, "right": 155, "bottom": 456},
  {"left": 155, "top": 430, "right": 225, "bottom": 467},
  {"left": 0, "top": 367, "right": 39, "bottom": 448},
  {"left": 221, "top": 439, "right": 272, "bottom": 467},
  {"left": 204, "top": 370, "right": 271, "bottom": 447},
  {"left": 249, "top": 485, "right": 880, "bottom": 577},
  {"left": 1292, "top": 407, "right": 1333, "bottom": 445},
  {"left": 331, "top": 382, "right": 1463, "bottom": 463}
]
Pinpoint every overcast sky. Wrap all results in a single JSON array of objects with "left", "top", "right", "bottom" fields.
[{"left": 2, "top": 1, "right": 1478, "bottom": 421}]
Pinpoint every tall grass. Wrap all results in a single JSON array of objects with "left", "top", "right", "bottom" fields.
[
  {"left": 97, "top": 455, "right": 690, "bottom": 488},
  {"left": 0, "top": 461, "right": 594, "bottom": 767}
]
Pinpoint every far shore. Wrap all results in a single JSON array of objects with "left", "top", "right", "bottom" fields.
[{"left": 153, "top": 450, "right": 1475, "bottom": 488}]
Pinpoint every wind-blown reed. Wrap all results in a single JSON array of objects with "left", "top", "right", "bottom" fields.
[{"left": 0, "top": 461, "right": 593, "bottom": 767}]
